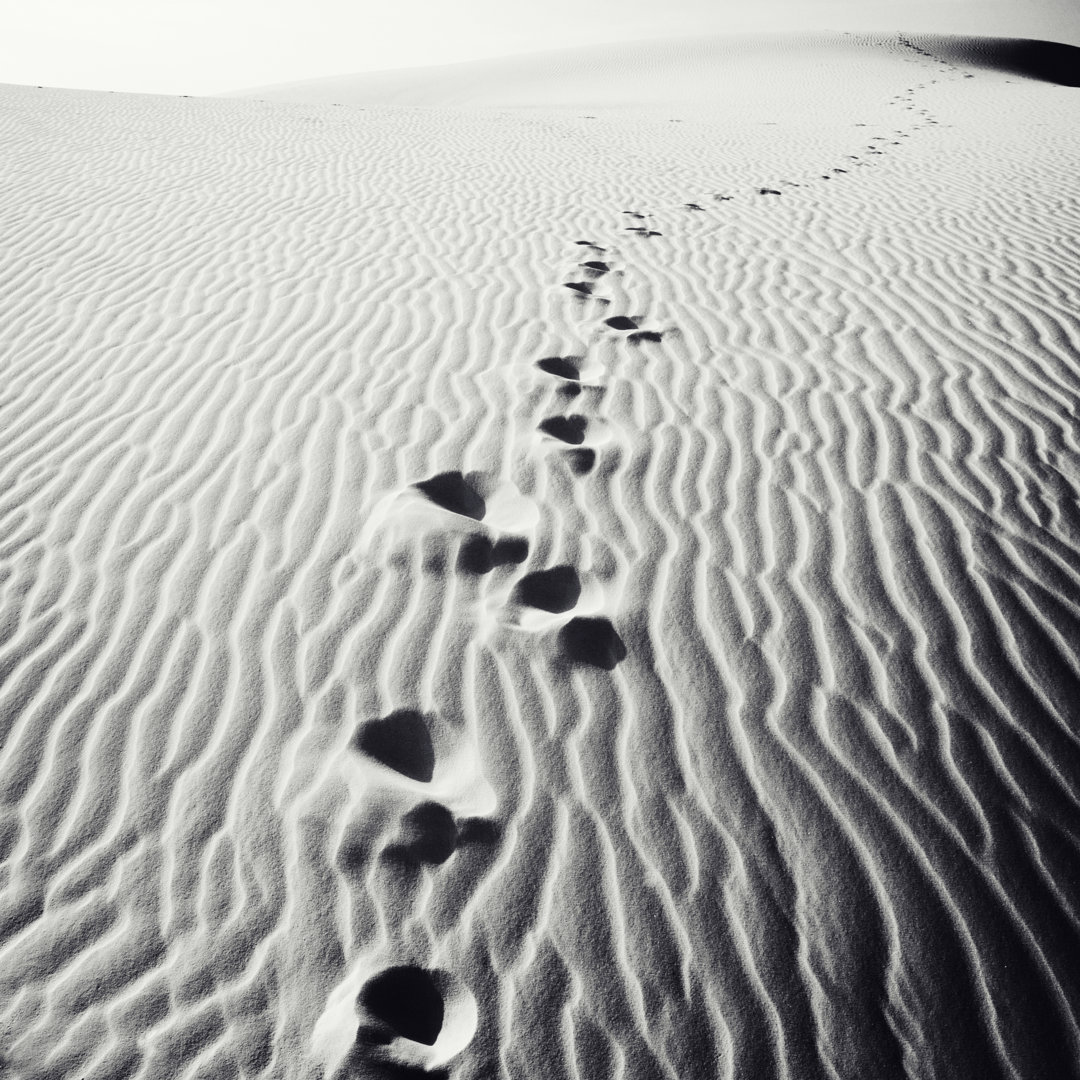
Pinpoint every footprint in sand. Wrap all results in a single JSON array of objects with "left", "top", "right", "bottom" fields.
[
  {"left": 414, "top": 472, "right": 486, "bottom": 521},
  {"left": 356, "top": 966, "right": 478, "bottom": 1069},
  {"left": 563, "top": 281, "right": 595, "bottom": 296},
  {"left": 319, "top": 963, "right": 478, "bottom": 1078},
  {"left": 353, "top": 709, "right": 435, "bottom": 782},
  {"left": 513, "top": 565, "right": 582, "bottom": 614},
  {"left": 603, "top": 316, "right": 665, "bottom": 343},
  {"left": 383, "top": 801, "right": 500, "bottom": 868},
  {"left": 564, "top": 448, "right": 596, "bottom": 475},
  {"left": 537, "top": 354, "right": 586, "bottom": 401},
  {"left": 538, "top": 415, "right": 589, "bottom": 445},
  {"left": 456, "top": 534, "right": 529, "bottom": 575},
  {"left": 558, "top": 616, "right": 627, "bottom": 670},
  {"left": 400, "top": 471, "right": 537, "bottom": 536},
  {"left": 537, "top": 355, "right": 581, "bottom": 381},
  {"left": 507, "top": 564, "right": 625, "bottom": 668}
]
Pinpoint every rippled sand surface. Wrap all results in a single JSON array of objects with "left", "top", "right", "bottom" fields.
[{"left": 1, "top": 32, "right": 1079, "bottom": 1080}]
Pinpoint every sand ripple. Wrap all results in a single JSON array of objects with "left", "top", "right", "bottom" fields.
[{"left": 1, "top": 33, "right": 1079, "bottom": 1080}]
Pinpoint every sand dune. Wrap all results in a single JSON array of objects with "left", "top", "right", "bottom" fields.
[{"left": 1, "top": 29, "right": 1080, "bottom": 1080}]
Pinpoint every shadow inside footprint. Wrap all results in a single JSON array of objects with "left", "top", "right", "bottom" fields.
[
  {"left": 539, "top": 416, "right": 588, "bottom": 445},
  {"left": 558, "top": 384, "right": 582, "bottom": 400},
  {"left": 514, "top": 566, "right": 581, "bottom": 613},
  {"left": 457, "top": 535, "right": 529, "bottom": 574},
  {"left": 414, "top": 472, "right": 485, "bottom": 520},
  {"left": 628, "top": 330, "right": 663, "bottom": 343},
  {"left": 564, "top": 282, "right": 593, "bottom": 295},
  {"left": 565, "top": 448, "right": 596, "bottom": 475},
  {"left": 537, "top": 356, "right": 580, "bottom": 381},
  {"left": 354, "top": 711, "right": 435, "bottom": 783},
  {"left": 558, "top": 617, "right": 627, "bottom": 670},
  {"left": 360, "top": 968, "right": 444, "bottom": 1046},
  {"left": 605, "top": 316, "right": 639, "bottom": 331},
  {"left": 582, "top": 261, "right": 610, "bottom": 273},
  {"left": 393, "top": 802, "right": 458, "bottom": 865}
]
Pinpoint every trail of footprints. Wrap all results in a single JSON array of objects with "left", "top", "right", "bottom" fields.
[
  {"left": 317, "top": 37, "right": 967, "bottom": 1075},
  {"left": 578, "top": 36, "right": 968, "bottom": 219},
  {"left": 319, "top": 245, "right": 638, "bottom": 1077}
]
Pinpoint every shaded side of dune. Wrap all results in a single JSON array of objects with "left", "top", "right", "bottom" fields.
[{"left": 916, "top": 34, "right": 1080, "bottom": 86}]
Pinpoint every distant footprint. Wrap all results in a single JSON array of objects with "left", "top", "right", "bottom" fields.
[
  {"left": 414, "top": 472, "right": 485, "bottom": 521},
  {"left": 580, "top": 261, "right": 610, "bottom": 275},
  {"left": 539, "top": 415, "right": 588, "bottom": 445},
  {"left": 513, "top": 565, "right": 581, "bottom": 613},
  {"left": 558, "top": 616, "right": 627, "bottom": 670}
]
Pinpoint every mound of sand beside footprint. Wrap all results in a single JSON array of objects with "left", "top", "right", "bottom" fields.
[{"left": 1, "top": 29, "right": 1079, "bottom": 1080}]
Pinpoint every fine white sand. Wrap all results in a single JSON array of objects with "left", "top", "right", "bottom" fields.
[{"left": 1, "top": 31, "right": 1079, "bottom": 1080}]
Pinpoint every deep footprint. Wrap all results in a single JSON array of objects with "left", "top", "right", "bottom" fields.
[
  {"left": 565, "top": 448, "right": 596, "bottom": 475},
  {"left": 353, "top": 711, "right": 436, "bottom": 783},
  {"left": 558, "top": 617, "right": 627, "bottom": 669},
  {"left": 390, "top": 802, "right": 458, "bottom": 865},
  {"left": 415, "top": 472, "right": 485, "bottom": 520},
  {"left": 360, "top": 968, "right": 444, "bottom": 1046},
  {"left": 628, "top": 330, "right": 663, "bottom": 343},
  {"left": 564, "top": 281, "right": 593, "bottom": 295},
  {"left": 514, "top": 566, "right": 581, "bottom": 613},
  {"left": 604, "top": 316, "right": 639, "bottom": 331},
  {"left": 539, "top": 416, "right": 588, "bottom": 445},
  {"left": 537, "top": 356, "right": 580, "bottom": 380},
  {"left": 457, "top": 534, "right": 529, "bottom": 574}
]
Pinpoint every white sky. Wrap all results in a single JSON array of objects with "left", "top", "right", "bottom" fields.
[{"left": 3, "top": 0, "right": 1078, "bottom": 96}]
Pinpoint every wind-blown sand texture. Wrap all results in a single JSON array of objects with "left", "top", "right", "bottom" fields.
[{"left": 2, "top": 31, "right": 1080, "bottom": 1080}]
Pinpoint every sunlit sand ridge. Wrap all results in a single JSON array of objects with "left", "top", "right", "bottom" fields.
[{"left": 1, "top": 30, "right": 1079, "bottom": 1080}]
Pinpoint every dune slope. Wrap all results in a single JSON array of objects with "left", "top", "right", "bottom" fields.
[{"left": 1, "top": 32, "right": 1079, "bottom": 1080}]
